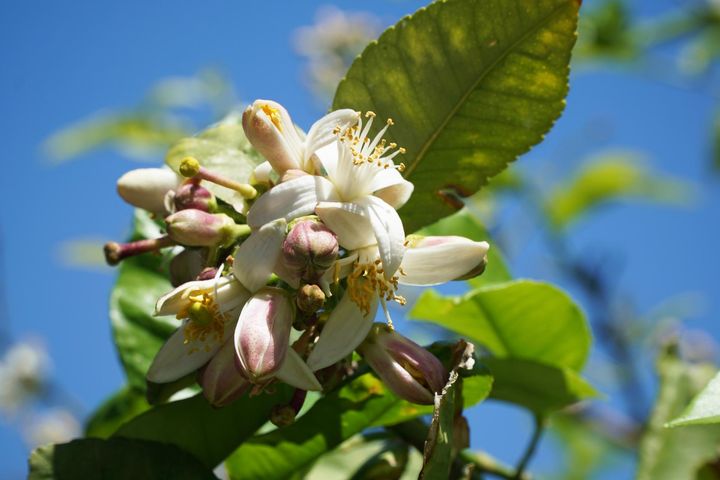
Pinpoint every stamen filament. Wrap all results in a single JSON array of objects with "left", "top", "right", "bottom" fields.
[{"left": 180, "top": 157, "right": 257, "bottom": 199}]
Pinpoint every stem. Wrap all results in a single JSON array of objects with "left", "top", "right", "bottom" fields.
[{"left": 513, "top": 416, "right": 545, "bottom": 480}]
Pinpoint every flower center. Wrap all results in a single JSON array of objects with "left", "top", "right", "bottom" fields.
[
  {"left": 177, "top": 293, "right": 227, "bottom": 353},
  {"left": 261, "top": 104, "right": 283, "bottom": 131},
  {"left": 335, "top": 111, "right": 406, "bottom": 171},
  {"left": 346, "top": 258, "right": 406, "bottom": 316}
]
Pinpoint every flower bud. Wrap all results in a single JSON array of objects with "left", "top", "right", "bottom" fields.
[
  {"left": 296, "top": 284, "right": 325, "bottom": 314},
  {"left": 400, "top": 236, "right": 490, "bottom": 286},
  {"left": 358, "top": 324, "right": 447, "bottom": 405},
  {"left": 173, "top": 181, "right": 217, "bottom": 212},
  {"left": 200, "top": 338, "right": 250, "bottom": 408},
  {"left": 165, "top": 209, "right": 243, "bottom": 247},
  {"left": 281, "top": 219, "right": 338, "bottom": 283},
  {"left": 234, "top": 287, "right": 294, "bottom": 383},
  {"left": 117, "top": 168, "right": 179, "bottom": 216},
  {"left": 242, "top": 100, "right": 301, "bottom": 175}
]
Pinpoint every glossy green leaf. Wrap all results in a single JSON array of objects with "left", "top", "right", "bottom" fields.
[
  {"left": 165, "top": 117, "right": 264, "bottom": 213},
  {"left": 414, "top": 208, "right": 511, "bottom": 286},
  {"left": 545, "top": 152, "right": 691, "bottom": 229},
  {"left": 333, "top": 0, "right": 579, "bottom": 233},
  {"left": 115, "top": 389, "right": 292, "bottom": 469},
  {"left": 410, "top": 280, "right": 591, "bottom": 371},
  {"left": 85, "top": 386, "right": 151, "bottom": 439},
  {"left": 636, "top": 348, "right": 720, "bottom": 480},
  {"left": 110, "top": 211, "right": 176, "bottom": 390},
  {"left": 28, "top": 438, "right": 217, "bottom": 480},
  {"left": 485, "top": 358, "right": 598, "bottom": 414},
  {"left": 667, "top": 370, "right": 720, "bottom": 427}
]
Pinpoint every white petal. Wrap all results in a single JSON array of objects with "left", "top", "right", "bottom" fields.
[
  {"left": 320, "top": 252, "right": 358, "bottom": 288},
  {"left": 373, "top": 177, "right": 414, "bottom": 210},
  {"left": 146, "top": 318, "right": 234, "bottom": 383},
  {"left": 251, "top": 161, "right": 274, "bottom": 184},
  {"left": 155, "top": 276, "right": 239, "bottom": 316},
  {"left": 315, "top": 201, "right": 375, "bottom": 250},
  {"left": 275, "top": 349, "right": 322, "bottom": 391},
  {"left": 307, "top": 293, "right": 378, "bottom": 371},
  {"left": 303, "top": 109, "right": 359, "bottom": 169},
  {"left": 361, "top": 196, "right": 405, "bottom": 279},
  {"left": 233, "top": 219, "right": 286, "bottom": 292},
  {"left": 247, "top": 175, "right": 338, "bottom": 229},
  {"left": 400, "top": 237, "right": 490, "bottom": 286},
  {"left": 117, "top": 168, "right": 180, "bottom": 216},
  {"left": 242, "top": 100, "right": 304, "bottom": 174}
]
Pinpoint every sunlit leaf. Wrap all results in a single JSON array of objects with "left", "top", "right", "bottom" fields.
[
  {"left": 667, "top": 370, "right": 720, "bottom": 427},
  {"left": 636, "top": 347, "right": 720, "bottom": 480},
  {"left": 333, "top": 0, "right": 579, "bottom": 233},
  {"left": 165, "top": 116, "right": 264, "bottom": 213},
  {"left": 545, "top": 152, "right": 692, "bottom": 228},
  {"left": 28, "top": 438, "right": 217, "bottom": 480},
  {"left": 410, "top": 280, "right": 591, "bottom": 371}
]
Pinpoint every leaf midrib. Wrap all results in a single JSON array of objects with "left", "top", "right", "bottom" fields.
[{"left": 403, "top": 0, "right": 571, "bottom": 179}]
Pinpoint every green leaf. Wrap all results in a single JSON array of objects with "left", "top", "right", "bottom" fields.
[
  {"left": 485, "top": 358, "right": 598, "bottom": 414},
  {"left": 115, "top": 389, "right": 293, "bottom": 470},
  {"left": 226, "top": 363, "right": 491, "bottom": 480},
  {"left": 165, "top": 117, "right": 264, "bottom": 213},
  {"left": 636, "top": 347, "right": 720, "bottom": 480},
  {"left": 545, "top": 152, "right": 691, "bottom": 229},
  {"left": 420, "top": 341, "right": 475, "bottom": 479},
  {"left": 28, "top": 438, "right": 217, "bottom": 480},
  {"left": 110, "top": 211, "right": 176, "bottom": 390},
  {"left": 333, "top": 0, "right": 579, "bottom": 233},
  {"left": 85, "top": 386, "right": 151, "bottom": 439},
  {"left": 414, "top": 208, "right": 511, "bottom": 286},
  {"left": 667, "top": 370, "right": 720, "bottom": 427},
  {"left": 410, "top": 280, "right": 591, "bottom": 371}
]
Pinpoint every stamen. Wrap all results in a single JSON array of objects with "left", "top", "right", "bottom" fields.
[
  {"left": 346, "top": 259, "right": 406, "bottom": 317},
  {"left": 260, "top": 104, "right": 283, "bottom": 131},
  {"left": 334, "top": 112, "right": 407, "bottom": 172},
  {"left": 177, "top": 291, "right": 228, "bottom": 354}
]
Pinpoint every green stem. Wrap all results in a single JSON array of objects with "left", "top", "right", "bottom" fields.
[{"left": 513, "top": 416, "right": 545, "bottom": 480}]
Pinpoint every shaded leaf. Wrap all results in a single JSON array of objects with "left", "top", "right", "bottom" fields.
[
  {"left": 165, "top": 117, "right": 264, "bottom": 213},
  {"left": 114, "top": 388, "right": 293, "bottom": 469},
  {"left": 333, "top": 0, "right": 579, "bottom": 233},
  {"left": 85, "top": 387, "right": 150, "bottom": 439},
  {"left": 667, "top": 370, "right": 720, "bottom": 427},
  {"left": 485, "top": 357, "right": 598, "bottom": 414},
  {"left": 636, "top": 347, "right": 720, "bottom": 480},
  {"left": 28, "top": 437, "right": 217, "bottom": 480},
  {"left": 410, "top": 280, "right": 591, "bottom": 371}
]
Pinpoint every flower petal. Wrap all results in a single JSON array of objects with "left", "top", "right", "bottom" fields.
[
  {"left": 315, "top": 201, "right": 375, "bottom": 250},
  {"left": 361, "top": 196, "right": 405, "bottom": 279},
  {"left": 247, "top": 175, "right": 338, "bottom": 229},
  {"left": 399, "top": 237, "right": 490, "bottom": 286},
  {"left": 242, "top": 100, "right": 304, "bottom": 174},
  {"left": 199, "top": 338, "right": 250, "bottom": 407},
  {"left": 304, "top": 109, "right": 358, "bottom": 170},
  {"left": 373, "top": 176, "right": 414, "bottom": 209},
  {"left": 155, "top": 276, "right": 246, "bottom": 316},
  {"left": 306, "top": 293, "right": 378, "bottom": 371},
  {"left": 233, "top": 219, "right": 286, "bottom": 292},
  {"left": 275, "top": 349, "right": 322, "bottom": 391}
]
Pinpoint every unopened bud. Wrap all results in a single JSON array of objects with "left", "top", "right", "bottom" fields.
[
  {"left": 234, "top": 287, "right": 294, "bottom": 383},
  {"left": 270, "top": 405, "right": 296, "bottom": 427},
  {"left": 169, "top": 248, "right": 206, "bottom": 287},
  {"left": 296, "top": 284, "right": 325, "bottom": 314},
  {"left": 165, "top": 209, "right": 248, "bottom": 247},
  {"left": 281, "top": 219, "right": 338, "bottom": 283},
  {"left": 242, "top": 100, "right": 300, "bottom": 175},
  {"left": 117, "top": 168, "right": 179, "bottom": 216},
  {"left": 196, "top": 267, "right": 219, "bottom": 281},
  {"left": 358, "top": 324, "right": 447, "bottom": 405},
  {"left": 173, "top": 180, "right": 217, "bottom": 212},
  {"left": 200, "top": 338, "right": 250, "bottom": 408},
  {"left": 103, "top": 236, "right": 175, "bottom": 266},
  {"left": 401, "top": 236, "right": 490, "bottom": 286}
]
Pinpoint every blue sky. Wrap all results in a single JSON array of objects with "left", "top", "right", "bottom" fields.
[{"left": 1, "top": 0, "right": 718, "bottom": 477}]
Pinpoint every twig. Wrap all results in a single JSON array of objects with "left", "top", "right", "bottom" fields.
[{"left": 513, "top": 415, "right": 545, "bottom": 480}]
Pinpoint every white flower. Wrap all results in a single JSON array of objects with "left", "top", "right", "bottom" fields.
[
  {"left": 307, "top": 236, "right": 489, "bottom": 371},
  {"left": 247, "top": 110, "right": 414, "bottom": 281},
  {"left": 0, "top": 341, "right": 49, "bottom": 414}
]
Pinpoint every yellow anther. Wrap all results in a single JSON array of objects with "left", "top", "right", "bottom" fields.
[
  {"left": 179, "top": 157, "right": 201, "bottom": 178},
  {"left": 365, "top": 111, "right": 376, "bottom": 118},
  {"left": 386, "top": 118, "right": 394, "bottom": 126},
  {"left": 261, "top": 104, "right": 283, "bottom": 131},
  {"left": 177, "top": 291, "right": 226, "bottom": 354}
]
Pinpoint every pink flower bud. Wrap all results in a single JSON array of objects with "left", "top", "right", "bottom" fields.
[
  {"left": 281, "top": 220, "right": 338, "bottom": 283},
  {"left": 116, "top": 168, "right": 179, "bottom": 216},
  {"left": 358, "top": 324, "right": 447, "bottom": 405},
  {"left": 173, "top": 181, "right": 217, "bottom": 212},
  {"left": 234, "top": 287, "right": 294, "bottom": 383},
  {"left": 200, "top": 338, "right": 250, "bottom": 408},
  {"left": 242, "top": 100, "right": 301, "bottom": 175},
  {"left": 165, "top": 210, "right": 238, "bottom": 247}
]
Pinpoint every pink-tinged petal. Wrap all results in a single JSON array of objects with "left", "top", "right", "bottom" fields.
[
  {"left": 303, "top": 109, "right": 359, "bottom": 169},
  {"left": 306, "top": 293, "right": 378, "bottom": 371},
  {"left": 247, "top": 175, "right": 338, "bottom": 229},
  {"left": 399, "top": 236, "right": 490, "bottom": 286},
  {"left": 242, "top": 100, "right": 303, "bottom": 174},
  {"left": 200, "top": 338, "right": 250, "bottom": 407},
  {"left": 275, "top": 349, "right": 322, "bottom": 392},
  {"left": 315, "top": 201, "right": 375, "bottom": 250},
  {"left": 360, "top": 196, "right": 405, "bottom": 279},
  {"left": 233, "top": 219, "right": 286, "bottom": 292},
  {"left": 233, "top": 287, "right": 293, "bottom": 382}
]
